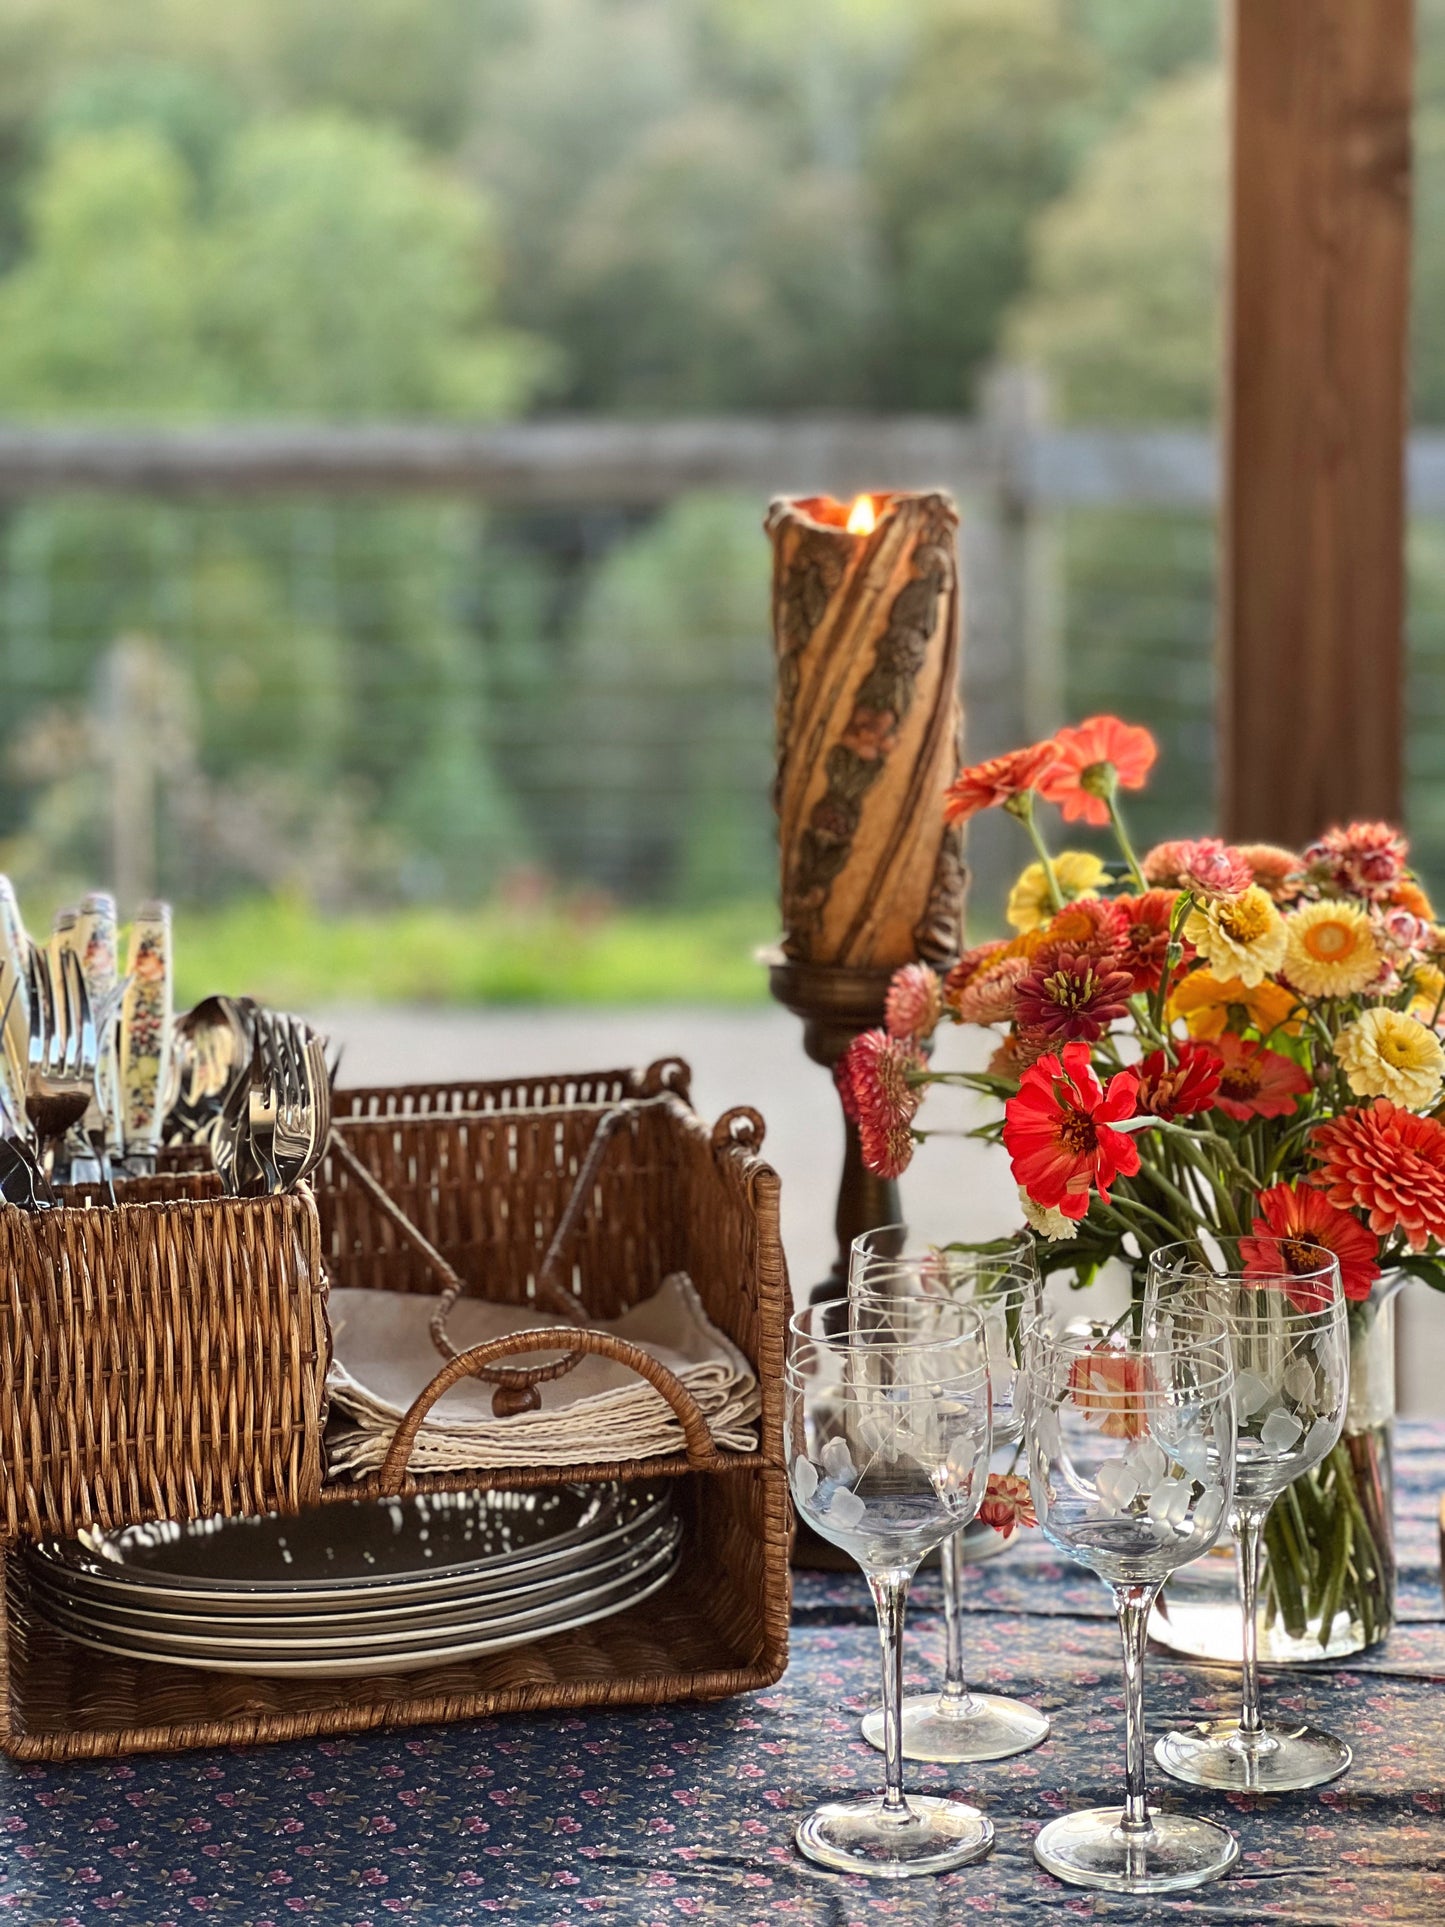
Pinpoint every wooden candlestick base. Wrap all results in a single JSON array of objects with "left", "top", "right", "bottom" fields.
[{"left": 768, "top": 957, "right": 900, "bottom": 1306}]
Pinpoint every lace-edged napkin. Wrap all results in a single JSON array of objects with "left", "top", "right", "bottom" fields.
[{"left": 325, "top": 1275, "right": 760, "bottom": 1475}]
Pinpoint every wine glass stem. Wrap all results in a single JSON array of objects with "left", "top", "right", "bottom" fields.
[
  {"left": 1113, "top": 1580, "right": 1162, "bottom": 1834},
  {"left": 1235, "top": 1504, "right": 1266, "bottom": 1738},
  {"left": 937, "top": 1531, "right": 976, "bottom": 1714},
  {"left": 866, "top": 1566, "right": 915, "bottom": 1818}
]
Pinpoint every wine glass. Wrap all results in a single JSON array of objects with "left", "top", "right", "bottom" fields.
[
  {"left": 786, "top": 1299, "right": 995, "bottom": 1877},
  {"left": 850, "top": 1245, "right": 1049, "bottom": 1762},
  {"left": 1146, "top": 1237, "right": 1351, "bottom": 1792},
  {"left": 1025, "top": 1310, "right": 1239, "bottom": 1894}
]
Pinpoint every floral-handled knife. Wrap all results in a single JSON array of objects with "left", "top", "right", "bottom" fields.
[
  {"left": 0, "top": 877, "right": 30, "bottom": 1135},
  {"left": 119, "top": 901, "right": 173, "bottom": 1174},
  {"left": 74, "top": 892, "right": 123, "bottom": 1184}
]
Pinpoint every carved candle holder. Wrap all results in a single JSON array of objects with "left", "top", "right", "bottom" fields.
[{"left": 765, "top": 491, "right": 965, "bottom": 1303}]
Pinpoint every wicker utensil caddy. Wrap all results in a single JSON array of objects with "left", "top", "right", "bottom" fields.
[{"left": 0, "top": 1060, "right": 791, "bottom": 1761}]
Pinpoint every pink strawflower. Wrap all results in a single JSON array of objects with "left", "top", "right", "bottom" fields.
[
  {"left": 860, "top": 1119, "right": 917, "bottom": 1180},
  {"left": 839, "top": 1029, "right": 923, "bottom": 1136},
  {"left": 945, "top": 951, "right": 1030, "bottom": 1025},
  {"left": 1305, "top": 821, "right": 1409, "bottom": 902},
  {"left": 1237, "top": 843, "right": 1306, "bottom": 902},
  {"left": 978, "top": 1472, "right": 1036, "bottom": 1539},
  {"left": 885, "top": 963, "right": 944, "bottom": 1042},
  {"left": 1144, "top": 837, "right": 1252, "bottom": 900}
]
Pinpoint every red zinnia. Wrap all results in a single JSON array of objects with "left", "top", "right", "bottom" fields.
[
  {"left": 943, "top": 741, "right": 1060, "bottom": 824},
  {"left": 1111, "top": 890, "right": 1181, "bottom": 994},
  {"left": 977, "top": 1471, "right": 1036, "bottom": 1539},
  {"left": 1211, "top": 1034, "right": 1312, "bottom": 1122},
  {"left": 885, "top": 963, "right": 944, "bottom": 1043},
  {"left": 1134, "top": 1041, "right": 1222, "bottom": 1120},
  {"left": 1002, "top": 1040, "right": 1141, "bottom": 1222},
  {"left": 1311, "top": 1100, "right": 1445, "bottom": 1253},
  {"left": 1014, "top": 951, "right": 1133, "bottom": 1046},
  {"left": 1036, "top": 715, "right": 1157, "bottom": 826},
  {"left": 1240, "top": 1182, "right": 1379, "bottom": 1307},
  {"left": 1305, "top": 821, "right": 1409, "bottom": 902}
]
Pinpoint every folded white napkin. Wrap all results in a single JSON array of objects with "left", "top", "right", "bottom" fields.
[{"left": 325, "top": 1274, "right": 760, "bottom": 1475}]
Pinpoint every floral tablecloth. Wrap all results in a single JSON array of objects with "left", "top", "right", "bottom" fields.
[{"left": 3, "top": 1425, "right": 1444, "bottom": 1927}]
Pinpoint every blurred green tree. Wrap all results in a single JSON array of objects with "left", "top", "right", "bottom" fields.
[
  {"left": 1007, "top": 67, "right": 1223, "bottom": 422},
  {"left": 868, "top": 0, "right": 1099, "bottom": 407}
]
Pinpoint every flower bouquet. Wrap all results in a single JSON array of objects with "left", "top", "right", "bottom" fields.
[{"left": 842, "top": 715, "right": 1444, "bottom": 1654}]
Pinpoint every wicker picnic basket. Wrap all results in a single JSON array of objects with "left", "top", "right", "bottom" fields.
[{"left": 0, "top": 1059, "right": 791, "bottom": 1761}]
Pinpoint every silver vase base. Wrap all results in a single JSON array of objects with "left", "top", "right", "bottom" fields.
[
  {"left": 794, "top": 1793, "right": 995, "bottom": 1878},
  {"left": 861, "top": 1691, "right": 1050, "bottom": 1763},
  {"left": 1154, "top": 1718, "right": 1352, "bottom": 1792},
  {"left": 1034, "top": 1807, "right": 1238, "bottom": 1894}
]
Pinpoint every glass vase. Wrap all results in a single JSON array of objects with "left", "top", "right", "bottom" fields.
[{"left": 1150, "top": 1274, "right": 1401, "bottom": 1664}]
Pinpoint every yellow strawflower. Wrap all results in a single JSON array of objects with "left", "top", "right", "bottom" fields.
[
  {"left": 1182, "top": 886, "right": 1286, "bottom": 988},
  {"left": 1281, "top": 900, "right": 1381, "bottom": 999},
  {"left": 1006, "top": 851, "right": 1108, "bottom": 933},
  {"left": 1336, "top": 1007, "right": 1445, "bottom": 1108}
]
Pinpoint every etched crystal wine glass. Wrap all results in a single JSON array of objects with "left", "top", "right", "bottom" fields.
[
  {"left": 1145, "top": 1237, "right": 1351, "bottom": 1792},
  {"left": 786, "top": 1298, "right": 994, "bottom": 1877},
  {"left": 1025, "top": 1310, "right": 1239, "bottom": 1894},
  {"left": 850, "top": 1244, "right": 1049, "bottom": 1762}
]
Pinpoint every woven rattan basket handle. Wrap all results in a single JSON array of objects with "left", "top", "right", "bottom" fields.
[{"left": 376, "top": 1327, "right": 726, "bottom": 1491}]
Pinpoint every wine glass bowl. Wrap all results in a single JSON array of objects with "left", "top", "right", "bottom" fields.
[
  {"left": 1024, "top": 1311, "right": 1240, "bottom": 1896},
  {"left": 786, "top": 1301, "right": 997, "bottom": 1878},
  {"left": 1146, "top": 1239, "right": 1352, "bottom": 1793},
  {"left": 849, "top": 1242, "right": 1050, "bottom": 1764}
]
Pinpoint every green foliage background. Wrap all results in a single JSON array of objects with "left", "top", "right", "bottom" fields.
[{"left": 0, "top": 0, "right": 1438, "bottom": 999}]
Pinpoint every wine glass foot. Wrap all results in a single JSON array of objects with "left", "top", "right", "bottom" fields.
[
  {"left": 1033, "top": 1808, "right": 1237, "bottom": 1894},
  {"left": 1154, "top": 1718, "right": 1351, "bottom": 1792},
  {"left": 795, "top": 1794, "right": 994, "bottom": 1878},
  {"left": 861, "top": 1691, "right": 1050, "bottom": 1763}
]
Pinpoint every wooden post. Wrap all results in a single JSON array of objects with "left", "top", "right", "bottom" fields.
[{"left": 1220, "top": 0, "right": 1413, "bottom": 845}]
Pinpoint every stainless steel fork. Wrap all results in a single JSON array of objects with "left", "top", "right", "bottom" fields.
[{"left": 25, "top": 948, "right": 101, "bottom": 1183}]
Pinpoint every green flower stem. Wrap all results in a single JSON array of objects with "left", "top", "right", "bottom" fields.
[
  {"left": 1106, "top": 1179, "right": 1201, "bottom": 1244},
  {"left": 1146, "top": 1120, "right": 1258, "bottom": 1197},
  {"left": 1129, "top": 1153, "right": 1212, "bottom": 1235},
  {"left": 1008, "top": 791, "right": 1064, "bottom": 911},
  {"left": 1105, "top": 792, "right": 1148, "bottom": 893},
  {"left": 1315, "top": 1498, "right": 1353, "bottom": 1647},
  {"left": 1263, "top": 1503, "right": 1309, "bottom": 1640}
]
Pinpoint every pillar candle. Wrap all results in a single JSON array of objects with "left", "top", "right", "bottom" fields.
[{"left": 767, "top": 490, "right": 965, "bottom": 970}]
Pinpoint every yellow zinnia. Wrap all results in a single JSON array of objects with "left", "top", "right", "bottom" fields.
[
  {"left": 1336, "top": 1006, "right": 1445, "bottom": 1108},
  {"left": 1412, "top": 962, "right": 1445, "bottom": 1022},
  {"left": 1281, "top": 900, "right": 1381, "bottom": 999},
  {"left": 1167, "top": 970, "right": 1302, "bottom": 1040},
  {"left": 1006, "top": 851, "right": 1108, "bottom": 932},
  {"left": 1182, "top": 886, "right": 1287, "bottom": 988}
]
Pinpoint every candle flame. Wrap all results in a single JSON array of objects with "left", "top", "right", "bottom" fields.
[{"left": 846, "top": 494, "right": 877, "bottom": 536}]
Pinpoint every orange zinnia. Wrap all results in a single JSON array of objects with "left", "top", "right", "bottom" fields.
[
  {"left": 1240, "top": 1182, "right": 1378, "bottom": 1307},
  {"left": 1069, "top": 1344, "right": 1153, "bottom": 1440},
  {"left": 1211, "top": 1035, "right": 1312, "bottom": 1121},
  {"left": 1037, "top": 715, "right": 1157, "bottom": 826},
  {"left": 1166, "top": 970, "right": 1302, "bottom": 1041},
  {"left": 943, "top": 741, "right": 1060, "bottom": 824}
]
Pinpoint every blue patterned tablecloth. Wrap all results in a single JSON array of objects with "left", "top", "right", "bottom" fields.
[{"left": 3, "top": 1424, "right": 1444, "bottom": 1926}]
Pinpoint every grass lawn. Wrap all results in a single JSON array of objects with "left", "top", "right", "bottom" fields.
[{"left": 175, "top": 896, "right": 778, "bottom": 1008}]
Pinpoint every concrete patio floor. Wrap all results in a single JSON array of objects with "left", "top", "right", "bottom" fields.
[{"left": 320, "top": 1003, "right": 1444, "bottom": 1419}]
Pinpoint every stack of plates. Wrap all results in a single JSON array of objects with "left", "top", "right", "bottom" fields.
[{"left": 23, "top": 1482, "right": 680, "bottom": 1678}]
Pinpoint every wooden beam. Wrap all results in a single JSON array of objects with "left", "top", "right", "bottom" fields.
[{"left": 1221, "top": 0, "right": 1414, "bottom": 844}]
